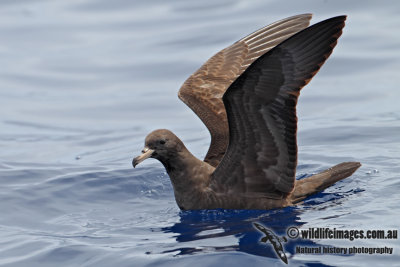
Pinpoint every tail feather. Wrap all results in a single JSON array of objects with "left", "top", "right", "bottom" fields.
[{"left": 291, "top": 162, "right": 361, "bottom": 203}]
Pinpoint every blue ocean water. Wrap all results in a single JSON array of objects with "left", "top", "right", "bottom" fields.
[{"left": 1, "top": 0, "right": 399, "bottom": 266}]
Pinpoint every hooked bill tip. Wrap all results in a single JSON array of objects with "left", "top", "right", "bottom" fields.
[{"left": 132, "top": 158, "right": 138, "bottom": 168}]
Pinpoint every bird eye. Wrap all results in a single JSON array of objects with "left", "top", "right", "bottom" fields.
[{"left": 159, "top": 140, "right": 166, "bottom": 145}]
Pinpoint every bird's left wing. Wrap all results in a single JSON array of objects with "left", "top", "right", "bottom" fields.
[
  {"left": 210, "top": 16, "right": 346, "bottom": 199},
  {"left": 178, "top": 14, "right": 312, "bottom": 167}
]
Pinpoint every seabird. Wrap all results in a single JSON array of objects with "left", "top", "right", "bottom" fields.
[
  {"left": 132, "top": 14, "right": 361, "bottom": 210},
  {"left": 253, "top": 222, "right": 288, "bottom": 264}
]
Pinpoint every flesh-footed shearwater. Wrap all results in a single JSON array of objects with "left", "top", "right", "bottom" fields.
[{"left": 132, "top": 14, "right": 361, "bottom": 210}]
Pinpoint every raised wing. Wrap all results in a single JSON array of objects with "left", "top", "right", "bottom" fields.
[
  {"left": 210, "top": 16, "right": 346, "bottom": 199},
  {"left": 178, "top": 14, "right": 312, "bottom": 167}
]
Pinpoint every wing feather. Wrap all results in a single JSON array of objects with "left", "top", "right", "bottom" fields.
[
  {"left": 178, "top": 14, "right": 312, "bottom": 167},
  {"left": 210, "top": 16, "right": 347, "bottom": 198}
]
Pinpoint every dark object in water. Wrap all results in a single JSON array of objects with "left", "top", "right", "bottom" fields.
[{"left": 133, "top": 14, "right": 361, "bottom": 210}]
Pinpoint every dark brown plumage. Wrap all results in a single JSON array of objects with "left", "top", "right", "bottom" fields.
[
  {"left": 132, "top": 15, "right": 361, "bottom": 210},
  {"left": 179, "top": 14, "right": 313, "bottom": 167}
]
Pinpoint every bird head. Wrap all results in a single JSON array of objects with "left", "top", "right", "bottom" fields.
[{"left": 132, "top": 129, "right": 184, "bottom": 168}]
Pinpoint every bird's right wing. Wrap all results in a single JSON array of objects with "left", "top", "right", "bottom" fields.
[{"left": 178, "top": 14, "right": 312, "bottom": 167}]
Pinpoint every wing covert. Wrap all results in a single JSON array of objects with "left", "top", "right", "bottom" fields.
[
  {"left": 210, "top": 16, "right": 347, "bottom": 198},
  {"left": 178, "top": 14, "right": 313, "bottom": 167}
]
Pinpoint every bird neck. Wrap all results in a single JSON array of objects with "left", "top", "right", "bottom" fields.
[
  {"left": 159, "top": 147, "right": 215, "bottom": 209},
  {"left": 161, "top": 148, "right": 214, "bottom": 184}
]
